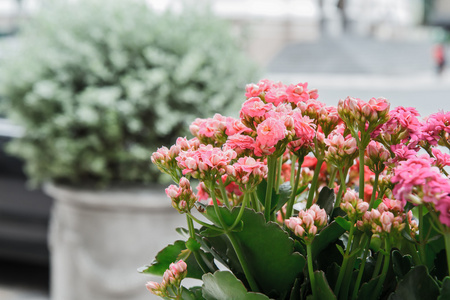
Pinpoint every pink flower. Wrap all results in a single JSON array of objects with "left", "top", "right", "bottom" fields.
[
  {"left": 245, "top": 79, "right": 273, "bottom": 98},
  {"left": 265, "top": 83, "right": 288, "bottom": 106},
  {"left": 436, "top": 196, "right": 450, "bottom": 227},
  {"left": 285, "top": 82, "right": 318, "bottom": 105},
  {"left": 240, "top": 97, "right": 274, "bottom": 129},
  {"left": 224, "top": 134, "right": 256, "bottom": 156},
  {"left": 432, "top": 148, "right": 450, "bottom": 170},
  {"left": 255, "top": 117, "right": 288, "bottom": 149},
  {"left": 285, "top": 204, "right": 327, "bottom": 242}
]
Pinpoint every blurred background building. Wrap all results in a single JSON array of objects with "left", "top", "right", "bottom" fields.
[{"left": 0, "top": 0, "right": 449, "bottom": 299}]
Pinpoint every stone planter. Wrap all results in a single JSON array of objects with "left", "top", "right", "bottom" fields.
[{"left": 45, "top": 183, "right": 185, "bottom": 300}]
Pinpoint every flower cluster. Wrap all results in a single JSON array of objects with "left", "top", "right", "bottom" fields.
[
  {"left": 165, "top": 178, "right": 197, "bottom": 213},
  {"left": 176, "top": 144, "right": 237, "bottom": 181},
  {"left": 340, "top": 189, "right": 369, "bottom": 220},
  {"left": 146, "top": 78, "right": 450, "bottom": 300},
  {"left": 285, "top": 204, "right": 327, "bottom": 242},
  {"left": 146, "top": 260, "right": 187, "bottom": 298},
  {"left": 338, "top": 96, "right": 390, "bottom": 134}
]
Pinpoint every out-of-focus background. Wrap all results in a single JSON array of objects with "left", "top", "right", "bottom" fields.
[{"left": 0, "top": 0, "right": 449, "bottom": 299}]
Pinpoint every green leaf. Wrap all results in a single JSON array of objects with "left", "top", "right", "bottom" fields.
[
  {"left": 314, "top": 271, "right": 337, "bottom": 300},
  {"left": 438, "top": 277, "right": 450, "bottom": 300},
  {"left": 202, "top": 271, "right": 270, "bottom": 300},
  {"left": 388, "top": 266, "right": 440, "bottom": 300},
  {"left": 182, "top": 286, "right": 205, "bottom": 300},
  {"left": 357, "top": 276, "right": 381, "bottom": 300},
  {"left": 186, "top": 237, "right": 202, "bottom": 252},
  {"left": 138, "top": 240, "right": 214, "bottom": 280},
  {"left": 335, "top": 216, "right": 351, "bottom": 231},
  {"left": 204, "top": 207, "right": 305, "bottom": 298},
  {"left": 289, "top": 278, "right": 302, "bottom": 300},
  {"left": 391, "top": 250, "right": 413, "bottom": 281},
  {"left": 316, "top": 186, "right": 335, "bottom": 216},
  {"left": 138, "top": 240, "right": 185, "bottom": 276},
  {"left": 312, "top": 221, "right": 346, "bottom": 258}
]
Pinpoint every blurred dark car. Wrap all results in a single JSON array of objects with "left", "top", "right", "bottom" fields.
[{"left": 0, "top": 118, "right": 52, "bottom": 265}]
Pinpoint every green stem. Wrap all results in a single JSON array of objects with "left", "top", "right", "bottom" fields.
[
  {"left": 264, "top": 155, "right": 278, "bottom": 222},
  {"left": 334, "top": 221, "right": 355, "bottom": 296},
  {"left": 186, "top": 215, "right": 213, "bottom": 274},
  {"left": 334, "top": 167, "right": 348, "bottom": 209},
  {"left": 306, "top": 157, "right": 324, "bottom": 208},
  {"left": 209, "top": 181, "right": 228, "bottom": 230},
  {"left": 285, "top": 156, "right": 304, "bottom": 219},
  {"left": 368, "top": 172, "right": 380, "bottom": 210},
  {"left": 371, "top": 252, "right": 383, "bottom": 279},
  {"left": 290, "top": 154, "right": 297, "bottom": 188},
  {"left": 186, "top": 212, "right": 222, "bottom": 231},
  {"left": 418, "top": 205, "right": 427, "bottom": 265},
  {"left": 275, "top": 156, "right": 283, "bottom": 193},
  {"left": 351, "top": 235, "right": 371, "bottom": 300},
  {"left": 229, "top": 193, "right": 248, "bottom": 231},
  {"left": 227, "top": 232, "right": 260, "bottom": 292},
  {"left": 252, "top": 191, "right": 261, "bottom": 212},
  {"left": 358, "top": 138, "right": 366, "bottom": 200},
  {"left": 218, "top": 178, "right": 231, "bottom": 210},
  {"left": 374, "top": 238, "right": 391, "bottom": 299},
  {"left": 328, "top": 166, "right": 338, "bottom": 188},
  {"left": 307, "top": 242, "right": 316, "bottom": 298},
  {"left": 444, "top": 232, "right": 450, "bottom": 277}
]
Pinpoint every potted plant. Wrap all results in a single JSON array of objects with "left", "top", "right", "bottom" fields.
[
  {"left": 142, "top": 78, "right": 450, "bottom": 300},
  {"left": 0, "top": 1, "right": 258, "bottom": 299}
]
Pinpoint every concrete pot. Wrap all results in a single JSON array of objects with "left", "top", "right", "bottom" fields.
[{"left": 45, "top": 183, "right": 185, "bottom": 300}]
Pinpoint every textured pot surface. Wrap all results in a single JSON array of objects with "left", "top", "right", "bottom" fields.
[{"left": 45, "top": 183, "right": 185, "bottom": 300}]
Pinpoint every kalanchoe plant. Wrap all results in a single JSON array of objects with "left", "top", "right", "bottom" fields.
[
  {"left": 141, "top": 79, "right": 450, "bottom": 300},
  {"left": 0, "top": 0, "right": 258, "bottom": 187}
]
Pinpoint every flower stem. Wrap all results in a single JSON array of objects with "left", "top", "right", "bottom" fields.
[
  {"left": 374, "top": 238, "right": 391, "bottom": 299},
  {"left": 264, "top": 155, "right": 278, "bottom": 222},
  {"left": 306, "top": 242, "right": 316, "bottom": 298},
  {"left": 290, "top": 154, "right": 297, "bottom": 188},
  {"left": 275, "top": 156, "right": 283, "bottom": 193},
  {"left": 186, "top": 215, "right": 215, "bottom": 274},
  {"left": 334, "top": 167, "right": 348, "bottom": 209},
  {"left": 285, "top": 156, "right": 304, "bottom": 219},
  {"left": 368, "top": 172, "right": 379, "bottom": 210},
  {"left": 418, "top": 205, "right": 427, "bottom": 265},
  {"left": 334, "top": 221, "right": 355, "bottom": 296},
  {"left": 186, "top": 212, "right": 222, "bottom": 231},
  {"left": 444, "top": 232, "right": 450, "bottom": 277},
  {"left": 351, "top": 234, "right": 371, "bottom": 300},
  {"left": 209, "top": 181, "right": 227, "bottom": 230},
  {"left": 218, "top": 178, "right": 231, "bottom": 210},
  {"left": 328, "top": 166, "right": 338, "bottom": 188},
  {"left": 226, "top": 232, "right": 260, "bottom": 292},
  {"left": 229, "top": 193, "right": 248, "bottom": 231},
  {"left": 358, "top": 139, "right": 365, "bottom": 200},
  {"left": 306, "top": 157, "right": 324, "bottom": 208}
]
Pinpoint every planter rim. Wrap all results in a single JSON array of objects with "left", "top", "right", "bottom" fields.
[{"left": 44, "top": 182, "right": 173, "bottom": 212}]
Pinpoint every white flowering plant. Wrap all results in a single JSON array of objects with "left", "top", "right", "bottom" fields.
[{"left": 0, "top": 0, "right": 258, "bottom": 187}]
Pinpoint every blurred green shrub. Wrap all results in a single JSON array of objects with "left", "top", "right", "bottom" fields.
[{"left": 0, "top": 0, "right": 258, "bottom": 187}]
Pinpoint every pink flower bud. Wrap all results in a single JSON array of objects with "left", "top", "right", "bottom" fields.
[
  {"left": 356, "top": 201, "right": 369, "bottom": 214},
  {"left": 308, "top": 225, "right": 318, "bottom": 236},
  {"left": 146, "top": 281, "right": 160, "bottom": 292},
  {"left": 179, "top": 177, "right": 190, "bottom": 189},
  {"left": 294, "top": 225, "right": 305, "bottom": 237}
]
